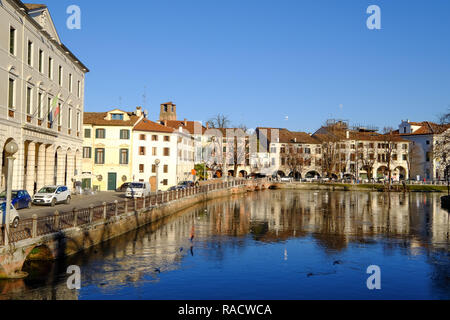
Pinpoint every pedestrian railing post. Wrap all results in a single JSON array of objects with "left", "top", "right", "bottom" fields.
[
  {"left": 54, "top": 211, "right": 60, "bottom": 231},
  {"left": 124, "top": 199, "right": 128, "bottom": 215},
  {"left": 114, "top": 200, "right": 118, "bottom": 217},
  {"left": 89, "top": 204, "right": 94, "bottom": 223},
  {"left": 32, "top": 214, "right": 38, "bottom": 238},
  {"left": 134, "top": 198, "right": 138, "bottom": 211},
  {"left": 103, "top": 202, "right": 107, "bottom": 220},
  {"left": 143, "top": 196, "right": 146, "bottom": 209},
  {"left": 73, "top": 208, "right": 78, "bottom": 227}
]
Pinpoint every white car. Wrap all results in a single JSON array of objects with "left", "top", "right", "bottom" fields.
[
  {"left": 280, "top": 177, "right": 292, "bottom": 182},
  {"left": 1, "top": 202, "right": 20, "bottom": 228},
  {"left": 32, "top": 186, "right": 71, "bottom": 207},
  {"left": 126, "top": 182, "right": 151, "bottom": 198}
]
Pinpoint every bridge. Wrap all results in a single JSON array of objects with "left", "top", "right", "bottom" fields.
[{"left": 0, "top": 179, "right": 272, "bottom": 279}]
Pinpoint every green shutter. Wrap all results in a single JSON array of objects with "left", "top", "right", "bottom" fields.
[{"left": 95, "top": 149, "right": 98, "bottom": 163}]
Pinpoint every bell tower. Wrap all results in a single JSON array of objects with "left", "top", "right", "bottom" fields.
[{"left": 159, "top": 102, "right": 177, "bottom": 121}]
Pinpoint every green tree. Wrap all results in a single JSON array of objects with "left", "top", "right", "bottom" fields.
[{"left": 195, "top": 163, "right": 208, "bottom": 181}]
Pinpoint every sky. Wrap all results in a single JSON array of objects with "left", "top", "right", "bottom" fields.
[{"left": 43, "top": 0, "right": 450, "bottom": 133}]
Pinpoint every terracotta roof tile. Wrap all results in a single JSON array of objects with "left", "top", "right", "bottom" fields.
[
  {"left": 134, "top": 119, "right": 175, "bottom": 133},
  {"left": 83, "top": 112, "right": 141, "bottom": 127},
  {"left": 162, "top": 120, "right": 206, "bottom": 134},
  {"left": 23, "top": 3, "right": 47, "bottom": 11}
]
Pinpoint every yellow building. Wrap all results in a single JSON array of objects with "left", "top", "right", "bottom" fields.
[{"left": 82, "top": 107, "right": 144, "bottom": 191}]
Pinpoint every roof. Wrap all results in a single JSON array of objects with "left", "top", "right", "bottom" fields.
[
  {"left": 83, "top": 112, "right": 141, "bottom": 127},
  {"left": 162, "top": 120, "right": 206, "bottom": 135},
  {"left": 400, "top": 121, "right": 450, "bottom": 136},
  {"left": 312, "top": 126, "right": 410, "bottom": 143},
  {"left": 134, "top": 119, "right": 175, "bottom": 133},
  {"left": 256, "top": 127, "right": 320, "bottom": 144},
  {"left": 23, "top": 3, "right": 46, "bottom": 10}
]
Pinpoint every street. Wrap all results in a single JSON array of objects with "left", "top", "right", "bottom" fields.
[{"left": 17, "top": 192, "right": 126, "bottom": 220}]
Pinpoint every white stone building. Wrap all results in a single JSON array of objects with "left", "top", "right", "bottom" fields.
[
  {"left": 133, "top": 118, "right": 196, "bottom": 191},
  {"left": 398, "top": 120, "right": 450, "bottom": 181},
  {"left": 0, "top": 1, "right": 88, "bottom": 195}
]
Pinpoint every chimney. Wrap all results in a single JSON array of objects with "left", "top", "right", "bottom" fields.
[
  {"left": 184, "top": 119, "right": 188, "bottom": 126},
  {"left": 136, "top": 106, "right": 143, "bottom": 117},
  {"left": 206, "top": 123, "right": 209, "bottom": 129},
  {"left": 162, "top": 120, "right": 167, "bottom": 126},
  {"left": 346, "top": 130, "right": 350, "bottom": 139}
]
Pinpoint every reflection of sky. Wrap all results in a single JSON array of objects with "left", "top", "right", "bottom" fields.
[{"left": 2, "top": 190, "right": 449, "bottom": 300}]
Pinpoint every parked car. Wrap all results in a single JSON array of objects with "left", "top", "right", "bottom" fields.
[
  {"left": 116, "top": 183, "right": 130, "bottom": 192},
  {"left": 168, "top": 185, "right": 183, "bottom": 191},
  {"left": 1, "top": 202, "right": 20, "bottom": 228},
  {"left": 178, "top": 181, "right": 195, "bottom": 189},
  {"left": 280, "top": 177, "right": 292, "bottom": 182},
  {"left": 32, "top": 186, "right": 71, "bottom": 207},
  {"left": 126, "top": 182, "right": 151, "bottom": 198},
  {"left": 0, "top": 190, "right": 32, "bottom": 210}
]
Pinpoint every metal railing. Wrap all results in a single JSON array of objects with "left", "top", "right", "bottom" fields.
[{"left": 4, "top": 179, "right": 255, "bottom": 245}]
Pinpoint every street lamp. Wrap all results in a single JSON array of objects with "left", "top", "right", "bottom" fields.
[
  {"left": 4, "top": 140, "right": 18, "bottom": 246},
  {"left": 155, "top": 159, "right": 160, "bottom": 193}
]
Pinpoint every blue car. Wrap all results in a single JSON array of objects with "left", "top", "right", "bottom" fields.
[{"left": 0, "top": 190, "right": 32, "bottom": 210}]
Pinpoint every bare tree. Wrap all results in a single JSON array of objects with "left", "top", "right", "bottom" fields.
[
  {"left": 207, "top": 114, "right": 231, "bottom": 129},
  {"left": 381, "top": 127, "right": 397, "bottom": 184},
  {"left": 434, "top": 110, "right": 450, "bottom": 180},
  {"left": 357, "top": 141, "right": 377, "bottom": 182},
  {"left": 284, "top": 143, "right": 310, "bottom": 179}
]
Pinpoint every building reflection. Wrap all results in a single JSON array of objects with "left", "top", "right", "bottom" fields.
[{"left": 0, "top": 190, "right": 448, "bottom": 299}]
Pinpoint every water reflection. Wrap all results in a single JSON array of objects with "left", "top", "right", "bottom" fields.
[{"left": 0, "top": 190, "right": 448, "bottom": 300}]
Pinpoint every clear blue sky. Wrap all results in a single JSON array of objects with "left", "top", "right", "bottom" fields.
[{"left": 44, "top": 0, "right": 450, "bottom": 133}]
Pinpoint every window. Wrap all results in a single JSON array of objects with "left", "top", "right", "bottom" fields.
[
  {"left": 111, "top": 114, "right": 124, "bottom": 120},
  {"left": 305, "top": 148, "right": 311, "bottom": 154},
  {"left": 139, "top": 134, "right": 146, "bottom": 141},
  {"left": 392, "top": 154, "right": 398, "bottom": 161},
  {"left": 139, "top": 164, "right": 144, "bottom": 173},
  {"left": 8, "top": 78, "right": 15, "bottom": 109},
  {"left": 68, "top": 108, "right": 73, "bottom": 129},
  {"left": 139, "top": 147, "right": 146, "bottom": 156},
  {"left": 426, "top": 140, "right": 430, "bottom": 145},
  {"left": 96, "top": 129, "right": 106, "bottom": 139},
  {"left": 58, "top": 66, "right": 62, "bottom": 86},
  {"left": 57, "top": 103, "right": 62, "bottom": 126},
  {"left": 77, "top": 112, "right": 81, "bottom": 132},
  {"left": 83, "top": 147, "right": 92, "bottom": 159},
  {"left": 85, "top": 128, "right": 91, "bottom": 138},
  {"left": 164, "top": 136, "right": 170, "bottom": 142},
  {"left": 152, "top": 147, "right": 157, "bottom": 156},
  {"left": 152, "top": 135, "right": 158, "bottom": 141},
  {"left": 9, "top": 27, "right": 15, "bottom": 55},
  {"left": 27, "top": 41, "right": 33, "bottom": 66},
  {"left": 26, "top": 87, "right": 32, "bottom": 115},
  {"left": 163, "top": 148, "right": 170, "bottom": 156},
  {"left": 164, "top": 165, "right": 168, "bottom": 173},
  {"left": 48, "top": 57, "right": 53, "bottom": 78},
  {"left": 38, "top": 92, "right": 43, "bottom": 119},
  {"left": 369, "top": 143, "right": 374, "bottom": 149},
  {"left": 152, "top": 165, "right": 156, "bottom": 173},
  {"left": 95, "top": 148, "right": 105, "bottom": 164},
  {"left": 402, "top": 144, "right": 408, "bottom": 150},
  {"left": 163, "top": 179, "right": 168, "bottom": 186},
  {"left": 426, "top": 152, "right": 431, "bottom": 162},
  {"left": 47, "top": 97, "right": 52, "bottom": 122},
  {"left": 38, "top": 49, "right": 43, "bottom": 73},
  {"left": 77, "top": 81, "right": 81, "bottom": 98},
  {"left": 120, "top": 129, "right": 130, "bottom": 140},
  {"left": 402, "top": 155, "right": 407, "bottom": 161},
  {"left": 69, "top": 73, "right": 72, "bottom": 92},
  {"left": 119, "top": 149, "right": 129, "bottom": 165}
]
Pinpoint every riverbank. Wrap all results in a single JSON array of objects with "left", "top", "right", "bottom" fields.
[{"left": 271, "top": 182, "right": 448, "bottom": 193}]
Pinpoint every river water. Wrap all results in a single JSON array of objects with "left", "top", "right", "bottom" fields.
[{"left": 0, "top": 190, "right": 449, "bottom": 300}]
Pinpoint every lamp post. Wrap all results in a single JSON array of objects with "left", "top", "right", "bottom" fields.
[
  {"left": 4, "top": 140, "right": 18, "bottom": 246},
  {"left": 155, "top": 159, "right": 160, "bottom": 194}
]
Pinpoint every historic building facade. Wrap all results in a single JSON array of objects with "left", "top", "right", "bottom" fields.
[
  {"left": 82, "top": 108, "right": 144, "bottom": 191},
  {"left": 0, "top": 1, "right": 88, "bottom": 195},
  {"left": 398, "top": 120, "right": 450, "bottom": 181}
]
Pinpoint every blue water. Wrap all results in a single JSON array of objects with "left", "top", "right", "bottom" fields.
[{"left": 1, "top": 190, "right": 449, "bottom": 300}]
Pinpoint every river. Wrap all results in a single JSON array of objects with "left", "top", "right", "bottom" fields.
[{"left": 0, "top": 190, "right": 449, "bottom": 300}]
